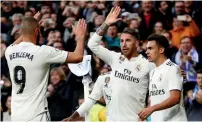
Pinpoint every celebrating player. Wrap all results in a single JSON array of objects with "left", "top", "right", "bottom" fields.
[
  {"left": 63, "top": 71, "right": 112, "bottom": 121},
  {"left": 86, "top": 6, "right": 154, "bottom": 121},
  {"left": 138, "top": 34, "right": 187, "bottom": 121},
  {"left": 5, "top": 15, "right": 87, "bottom": 121}
]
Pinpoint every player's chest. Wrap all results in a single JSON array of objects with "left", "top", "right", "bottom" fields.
[
  {"left": 149, "top": 70, "right": 168, "bottom": 90},
  {"left": 111, "top": 62, "right": 149, "bottom": 84}
]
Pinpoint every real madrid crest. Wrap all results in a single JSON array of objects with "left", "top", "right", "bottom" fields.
[
  {"left": 119, "top": 56, "right": 125, "bottom": 63},
  {"left": 135, "top": 64, "right": 141, "bottom": 72},
  {"left": 105, "top": 77, "right": 110, "bottom": 83}
]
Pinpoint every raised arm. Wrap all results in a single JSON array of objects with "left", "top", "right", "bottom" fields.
[
  {"left": 87, "top": 6, "right": 121, "bottom": 65},
  {"left": 65, "top": 19, "right": 87, "bottom": 63}
]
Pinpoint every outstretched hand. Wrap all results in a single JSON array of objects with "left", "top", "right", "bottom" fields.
[
  {"left": 105, "top": 6, "right": 122, "bottom": 25},
  {"left": 72, "top": 19, "right": 87, "bottom": 42},
  {"left": 33, "top": 11, "right": 43, "bottom": 25}
]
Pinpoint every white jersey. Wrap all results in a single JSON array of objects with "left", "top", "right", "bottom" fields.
[
  {"left": 77, "top": 72, "right": 112, "bottom": 117},
  {"left": 149, "top": 59, "right": 187, "bottom": 121},
  {"left": 89, "top": 72, "right": 112, "bottom": 105},
  {"left": 88, "top": 33, "right": 155, "bottom": 121},
  {"left": 5, "top": 42, "right": 68, "bottom": 121}
]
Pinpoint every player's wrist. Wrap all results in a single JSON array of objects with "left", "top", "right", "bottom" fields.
[
  {"left": 96, "top": 22, "right": 109, "bottom": 36},
  {"left": 70, "top": 111, "right": 80, "bottom": 119}
]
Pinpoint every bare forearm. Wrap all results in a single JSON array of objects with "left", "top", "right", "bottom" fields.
[
  {"left": 151, "top": 97, "right": 180, "bottom": 112},
  {"left": 69, "top": 111, "right": 80, "bottom": 120},
  {"left": 88, "top": 24, "right": 114, "bottom": 65},
  {"left": 74, "top": 39, "right": 85, "bottom": 58}
]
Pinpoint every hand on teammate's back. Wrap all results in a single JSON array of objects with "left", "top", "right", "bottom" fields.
[
  {"left": 72, "top": 18, "right": 87, "bottom": 42},
  {"left": 104, "top": 6, "right": 122, "bottom": 26}
]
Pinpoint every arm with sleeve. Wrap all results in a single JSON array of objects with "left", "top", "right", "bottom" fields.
[
  {"left": 41, "top": 45, "right": 68, "bottom": 64},
  {"left": 77, "top": 75, "right": 104, "bottom": 117},
  {"left": 87, "top": 33, "right": 118, "bottom": 66},
  {"left": 168, "top": 66, "right": 183, "bottom": 91}
]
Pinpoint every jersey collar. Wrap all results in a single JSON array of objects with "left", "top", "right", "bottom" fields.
[
  {"left": 124, "top": 54, "right": 143, "bottom": 62},
  {"left": 156, "top": 59, "right": 170, "bottom": 69}
]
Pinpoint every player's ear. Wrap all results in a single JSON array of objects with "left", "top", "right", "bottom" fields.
[{"left": 159, "top": 47, "right": 165, "bottom": 54}]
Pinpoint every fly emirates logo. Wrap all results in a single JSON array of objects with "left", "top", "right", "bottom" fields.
[
  {"left": 114, "top": 69, "right": 140, "bottom": 83},
  {"left": 150, "top": 84, "right": 165, "bottom": 96}
]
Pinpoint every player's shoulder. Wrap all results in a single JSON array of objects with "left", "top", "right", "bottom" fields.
[
  {"left": 164, "top": 60, "right": 180, "bottom": 72},
  {"left": 97, "top": 71, "right": 111, "bottom": 84},
  {"left": 5, "top": 44, "right": 16, "bottom": 56}
]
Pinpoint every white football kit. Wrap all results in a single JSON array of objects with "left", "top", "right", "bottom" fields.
[
  {"left": 149, "top": 59, "right": 187, "bottom": 121},
  {"left": 5, "top": 42, "right": 68, "bottom": 121},
  {"left": 88, "top": 33, "right": 155, "bottom": 121},
  {"left": 77, "top": 72, "right": 112, "bottom": 117}
]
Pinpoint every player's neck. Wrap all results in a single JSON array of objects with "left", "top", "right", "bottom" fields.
[
  {"left": 22, "top": 35, "right": 36, "bottom": 44},
  {"left": 155, "top": 56, "right": 168, "bottom": 67},
  {"left": 126, "top": 52, "right": 139, "bottom": 60}
]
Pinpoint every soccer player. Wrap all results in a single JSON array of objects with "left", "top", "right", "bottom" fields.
[
  {"left": 63, "top": 72, "right": 112, "bottom": 121},
  {"left": 5, "top": 16, "right": 87, "bottom": 121},
  {"left": 138, "top": 34, "right": 187, "bottom": 121},
  {"left": 87, "top": 6, "right": 154, "bottom": 121}
]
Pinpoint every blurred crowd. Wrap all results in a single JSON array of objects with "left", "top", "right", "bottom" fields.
[{"left": 1, "top": 1, "right": 202, "bottom": 121}]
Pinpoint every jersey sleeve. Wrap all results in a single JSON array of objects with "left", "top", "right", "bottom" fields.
[
  {"left": 41, "top": 45, "right": 68, "bottom": 64},
  {"left": 76, "top": 98, "right": 96, "bottom": 117},
  {"left": 167, "top": 66, "right": 183, "bottom": 91},
  {"left": 87, "top": 33, "right": 119, "bottom": 66},
  {"left": 88, "top": 75, "right": 104, "bottom": 101}
]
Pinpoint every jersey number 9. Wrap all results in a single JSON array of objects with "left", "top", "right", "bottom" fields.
[{"left": 14, "top": 66, "right": 26, "bottom": 94}]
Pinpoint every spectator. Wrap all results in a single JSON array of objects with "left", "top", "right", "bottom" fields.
[
  {"left": 63, "top": 17, "right": 75, "bottom": 43},
  {"left": 153, "top": 21, "right": 166, "bottom": 34},
  {"left": 139, "top": 1, "right": 166, "bottom": 40},
  {"left": 172, "top": 36, "right": 202, "bottom": 84},
  {"left": 1, "top": 2, "right": 13, "bottom": 19},
  {"left": 184, "top": 1, "right": 194, "bottom": 16},
  {"left": 104, "top": 24, "right": 120, "bottom": 48},
  {"left": 156, "top": 1, "right": 173, "bottom": 29},
  {"left": 117, "top": 12, "right": 129, "bottom": 32},
  {"left": 162, "top": 31, "right": 178, "bottom": 59},
  {"left": 51, "top": 13, "right": 57, "bottom": 22},
  {"left": 48, "top": 67, "right": 72, "bottom": 121},
  {"left": 174, "top": 1, "right": 185, "bottom": 15},
  {"left": 127, "top": 1, "right": 141, "bottom": 13},
  {"left": 24, "top": 10, "right": 33, "bottom": 17},
  {"left": 54, "top": 30, "right": 62, "bottom": 42},
  {"left": 170, "top": 15, "right": 200, "bottom": 48},
  {"left": 53, "top": 41, "right": 64, "bottom": 50},
  {"left": 2, "top": 95, "right": 11, "bottom": 121},
  {"left": 128, "top": 18, "right": 140, "bottom": 32},
  {"left": 40, "top": 5, "right": 51, "bottom": 14},
  {"left": 87, "top": 15, "right": 105, "bottom": 32},
  {"left": 7, "top": 13, "right": 24, "bottom": 45},
  {"left": 184, "top": 69, "right": 202, "bottom": 121}
]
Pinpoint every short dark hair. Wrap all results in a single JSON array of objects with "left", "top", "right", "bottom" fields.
[
  {"left": 197, "top": 69, "right": 202, "bottom": 75},
  {"left": 147, "top": 34, "right": 169, "bottom": 57},
  {"left": 122, "top": 28, "right": 140, "bottom": 40}
]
